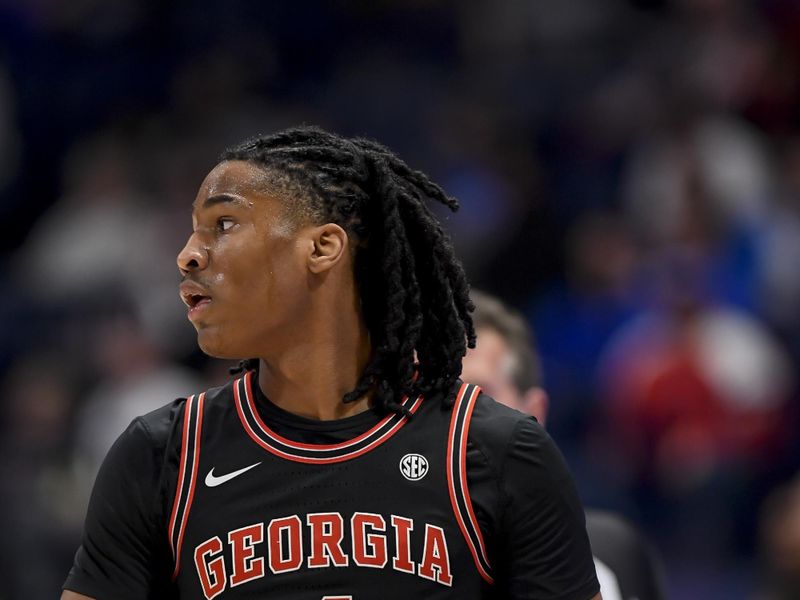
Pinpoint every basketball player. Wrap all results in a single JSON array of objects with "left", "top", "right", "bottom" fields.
[
  {"left": 462, "top": 290, "right": 666, "bottom": 600},
  {"left": 62, "top": 127, "right": 601, "bottom": 599}
]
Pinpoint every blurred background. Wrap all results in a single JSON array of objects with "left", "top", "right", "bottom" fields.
[{"left": 0, "top": 0, "right": 799, "bottom": 598}]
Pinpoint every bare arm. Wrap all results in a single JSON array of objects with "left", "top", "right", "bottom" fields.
[{"left": 61, "top": 592, "right": 95, "bottom": 600}]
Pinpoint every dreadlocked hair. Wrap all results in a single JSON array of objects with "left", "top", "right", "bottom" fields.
[{"left": 224, "top": 125, "right": 475, "bottom": 415}]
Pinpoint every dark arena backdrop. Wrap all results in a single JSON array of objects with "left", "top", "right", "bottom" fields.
[{"left": 1, "top": 1, "right": 799, "bottom": 598}]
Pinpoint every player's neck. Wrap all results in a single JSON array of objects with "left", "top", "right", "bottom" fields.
[{"left": 256, "top": 298, "right": 373, "bottom": 421}]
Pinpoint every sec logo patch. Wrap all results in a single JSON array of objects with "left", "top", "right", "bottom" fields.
[{"left": 399, "top": 453, "right": 429, "bottom": 481}]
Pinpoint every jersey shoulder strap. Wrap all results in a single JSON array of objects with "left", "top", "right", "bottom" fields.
[
  {"left": 446, "top": 382, "right": 493, "bottom": 583},
  {"left": 167, "top": 392, "right": 206, "bottom": 579}
]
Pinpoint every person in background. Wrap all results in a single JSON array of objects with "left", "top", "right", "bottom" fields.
[
  {"left": 463, "top": 290, "right": 666, "bottom": 600},
  {"left": 757, "top": 474, "right": 800, "bottom": 599}
]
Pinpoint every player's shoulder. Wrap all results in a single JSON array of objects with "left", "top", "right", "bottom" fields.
[
  {"left": 465, "top": 386, "right": 547, "bottom": 459},
  {"left": 468, "top": 387, "right": 544, "bottom": 437}
]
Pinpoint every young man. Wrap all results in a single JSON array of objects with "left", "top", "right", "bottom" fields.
[
  {"left": 62, "top": 126, "right": 600, "bottom": 599},
  {"left": 462, "top": 290, "right": 666, "bottom": 600}
]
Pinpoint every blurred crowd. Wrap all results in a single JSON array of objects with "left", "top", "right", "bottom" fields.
[{"left": 0, "top": 0, "right": 799, "bottom": 598}]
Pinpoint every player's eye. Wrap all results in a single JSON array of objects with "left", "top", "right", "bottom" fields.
[{"left": 217, "top": 218, "right": 235, "bottom": 232}]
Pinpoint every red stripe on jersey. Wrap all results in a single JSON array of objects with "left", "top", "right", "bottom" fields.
[
  {"left": 172, "top": 392, "right": 205, "bottom": 579},
  {"left": 168, "top": 394, "right": 195, "bottom": 559},
  {"left": 458, "top": 386, "right": 492, "bottom": 573},
  {"left": 445, "top": 385, "right": 476, "bottom": 574},
  {"left": 242, "top": 370, "right": 410, "bottom": 452},
  {"left": 234, "top": 374, "right": 423, "bottom": 464},
  {"left": 446, "top": 384, "right": 493, "bottom": 584}
]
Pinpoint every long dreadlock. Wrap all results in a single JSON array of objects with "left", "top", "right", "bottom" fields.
[{"left": 222, "top": 125, "right": 475, "bottom": 415}]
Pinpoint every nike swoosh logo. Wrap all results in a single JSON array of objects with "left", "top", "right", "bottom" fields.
[{"left": 205, "top": 462, "right": 262, "bottom": 487}]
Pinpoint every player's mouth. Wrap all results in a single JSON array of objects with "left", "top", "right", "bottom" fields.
[{"left": 180, "top": 281, "right": 213, "bottom": 320}]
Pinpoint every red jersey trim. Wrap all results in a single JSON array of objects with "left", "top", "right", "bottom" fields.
[
  {"left": 446, "top": 383, "right": 493, "bottom": 584},
  {"left": 167, "top": 394, "right": 194, "bottom": 560},
  {"left": 234, "top": 371, "right": 422, "bottom": 464},
  {"left": 168, "top": 392, "right": 205, "bottom": 579}
]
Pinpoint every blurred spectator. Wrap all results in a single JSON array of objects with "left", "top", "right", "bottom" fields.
[
  {"left": 0, "top": 354, "right": 81, "bottom": 598},
  {"left": 14, "top": 130, "right": 156, "bottom": 301},
  {"left": 755, "top": 138, "right": 800, "bottom": 358},
  {"left": 12, "top": 127, "right": 204, "bottom": 359},
  {"left": 621, "top": 113, "right": 769, "bottom": 316},
  {"left": 623, "top": 114, "right": 773, "bottom": 236},
  {"left": 464, "top": 289, "right": 667, "bottom": 600},
  {"left": 72, "top": 301, "right": 201, "bottom": 483},
  {"left": 758, "top": 475, "right": 800, "bottom": 599},
  {"left": 530, "top": 211, "right": 639, "bottom": 441},
  {"left": 596, "top": 249, "right": 793, "bottom": 560}
]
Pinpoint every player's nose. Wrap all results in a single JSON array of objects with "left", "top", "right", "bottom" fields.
[{"left": 177, "top": 233, "right": 208, "bottom": 276}]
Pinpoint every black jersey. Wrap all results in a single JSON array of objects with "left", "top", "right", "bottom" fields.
[{"left": 64, "top": 372, "right": 599, "bottom": 600}]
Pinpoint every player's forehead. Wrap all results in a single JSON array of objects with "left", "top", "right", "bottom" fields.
[{"left": 192, "top": 160, "right": 275, "bottom": 211}]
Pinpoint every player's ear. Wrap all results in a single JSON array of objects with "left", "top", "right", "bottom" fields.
[
  {"left": 521, "top": 387, "right": 548, "bottom": 426},
  {"left": 307, "top": 223, "right": 349, "bottom": 274}
]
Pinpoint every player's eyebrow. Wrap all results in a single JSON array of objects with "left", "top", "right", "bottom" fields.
[{"left": 193, "top": 193, "right": 249, "bottom": 212}]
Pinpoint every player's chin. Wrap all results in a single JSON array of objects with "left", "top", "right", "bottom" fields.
[{"left": 195, "top": 327, "right": 242, "bottom": 360}]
